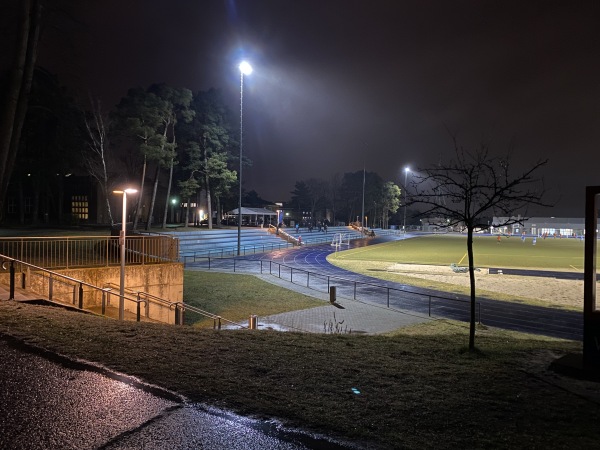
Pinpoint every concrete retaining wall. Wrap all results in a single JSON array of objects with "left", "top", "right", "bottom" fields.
[{"left": 0, "top": 263, "right": 183, "bottom": 324}]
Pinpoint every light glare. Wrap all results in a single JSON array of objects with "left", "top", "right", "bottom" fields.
[{"left": 239, "top": 61, "right": 253, "bottom": 75}]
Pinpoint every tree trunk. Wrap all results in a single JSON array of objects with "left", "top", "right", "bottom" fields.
[
  {"left": 133, "top": 155, "right": 146, "bottom": 230},
  {"left": 162, "top": 156, "right": 174, "bottom": 229},
  {"left": 467, "top": 226, "right": 477, "bottom": 351},
  {"left": 204, "top": 171, "right": 213, "bottom": 229},
  {"left": 0, "top": 0, "right": 42, "bottom": 223},
  {"left": 32, "top": 184, "right": 40, "bottom": 225},
  {"left": 216, "top": 196, "right": 221, "bottom": 228},
  {"left": 145, "top": 164, "right": 161, "bottom": 230},
  {"left": 18, "top": 181, "right": 25, "bottom": 225},
  {"left": 184, "top": 198, "right": 191, "bottom": 228}
]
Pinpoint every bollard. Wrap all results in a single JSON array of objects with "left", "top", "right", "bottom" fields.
[
  {"left": 330, "top": 286, "right": 336, "bottom": 304},
  {"left": 249, "top": 314, "right": 258, "bottom": 330},
  {"left": 78, "top": 283, "right": 84, "bottom": 309},
  {"left": 9, "top": 261, "right": 15, "bottom": 300}
]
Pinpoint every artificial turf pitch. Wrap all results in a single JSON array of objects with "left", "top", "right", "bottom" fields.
[{"left": 333, "top": 233, "right": 588, "bottom": 271}]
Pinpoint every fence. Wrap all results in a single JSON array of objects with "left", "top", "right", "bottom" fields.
[
  {"left": 188, "top": 256, "right": 482, "bottom": 323},
  {"left": 0, "top": 235, "right": 179, "bottom": 269},
  {"left": 0, "top": 253, "right": 244, "bottom": 329},
  {"left": 181, "top": 240, "right": 294, "bottom": 261}
]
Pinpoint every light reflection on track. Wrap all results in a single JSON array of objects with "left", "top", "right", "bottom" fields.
[{"left": 190, "top": 233, "right": 583, "bottom": 341}]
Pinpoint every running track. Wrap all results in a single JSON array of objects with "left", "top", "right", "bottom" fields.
[{"left": 188, "top": 233, "right": 583, "bottom": 341}]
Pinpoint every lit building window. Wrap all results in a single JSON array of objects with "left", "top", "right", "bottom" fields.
[{"left": 71, "top": 195, "right": 89, "bottom": 220}]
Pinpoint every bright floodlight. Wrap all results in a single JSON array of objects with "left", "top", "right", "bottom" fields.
[
  {"left": 239, "top": 61, "right": 253, "bottom": 75},
  {"left": 404, "top": 167, "right": 410, "bottom": 174}
]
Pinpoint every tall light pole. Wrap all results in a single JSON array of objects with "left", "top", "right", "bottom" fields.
[
  {"left": 113, "top": 188, "right": 137, "bottom": 320},
  {"left": 361, "top": 165, "right": 365, "bottom": 230},
  {"left": 403, "top": 167, "right": 410, "bottom": 234},
  {"left": 238, "top": 60, "right": 252, "bottom": 256}
]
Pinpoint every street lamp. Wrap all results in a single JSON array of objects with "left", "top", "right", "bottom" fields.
[
  {"left": 170, "top": 198, "right": 177, "bottom": 223},
  {"left": 403, "top": 167, "right": 410, "bottom": 234},
  {"left": 113, "top": 188, "right": 137, "bottom": 320},
  {"left": 238, "top": 60, "right": 253, "bottom": 256}
]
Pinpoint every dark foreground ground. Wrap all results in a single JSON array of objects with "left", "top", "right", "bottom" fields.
[{"left": 0, "top": 300, "right": 598, "bottom": 449}]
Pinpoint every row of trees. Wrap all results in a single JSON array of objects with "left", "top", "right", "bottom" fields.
[
  {"left": 3, "top": 65, "right": 242, "bottom": 228},
  {"left": 4, "top": 63, "right": 407, "bottom": 230},
  {"left": 289, "top": 172, "right": 401, "bottom": 227},
  {"left": 97, "top": 84, "right": 239, "bottom": 230}
]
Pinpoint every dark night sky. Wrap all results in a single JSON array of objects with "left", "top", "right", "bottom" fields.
[{"left": 5, "top": 0, "right": 600, "bottom": 216}]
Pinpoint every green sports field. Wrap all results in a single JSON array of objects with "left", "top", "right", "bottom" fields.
[{"left": 332, "top": 234, "right": 592, "bottom": 271}]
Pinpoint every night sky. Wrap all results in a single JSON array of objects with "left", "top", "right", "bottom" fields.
[{"left": 5, "top": 0, "right": 600, "bottom": 216}]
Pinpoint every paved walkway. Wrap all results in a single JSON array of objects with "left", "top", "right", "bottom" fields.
[{"left": 247, "top": 274, "right": 432, "bottom": 334}]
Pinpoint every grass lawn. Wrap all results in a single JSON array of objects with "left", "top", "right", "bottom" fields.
[
  {"left": 183, "top": 270, "right": 325, "bottom": 326},
  {"left": 331, "top": 233, "right": 589, "bottom": 270},
  {"left": 0, "top": 300, "right": 596, "bottom": 449}
]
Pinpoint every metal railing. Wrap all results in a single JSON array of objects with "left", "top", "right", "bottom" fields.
[
  {"left": 0, "top": 235, "right": 179, "bottom": 269},
  {"left": 0, "top": 253, "right": 244, "bottom": 328},
  {"left": 179, "top": 228, "right": 392, "bottom": 262},
  {"left": 187, "top": 256, "right": 482, "bottom": 323},
  {"left": 180, "top": 240, "right": 294, "bottom": 262}
]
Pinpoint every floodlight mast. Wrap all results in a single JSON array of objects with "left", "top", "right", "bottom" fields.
[
  {"left": 403, "top": 167, "right": 410, "bottom": 234},
  {"left": 237, "top": 61, "right": 252, "bottom": 256}
]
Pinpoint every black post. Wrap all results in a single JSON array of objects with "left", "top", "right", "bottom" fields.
[
  {"left": 583, "top": 186, "right": 600, "bottom": 368},
  {"left": 78, "top": 283, "right": 84, "bottom": 309},
  {"left": 9, "top": 261, "right": 15, "bottom": 300}
]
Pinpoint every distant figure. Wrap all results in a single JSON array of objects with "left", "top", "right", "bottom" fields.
[
  {"left": 533, "top": 237, "right": 537, "bottom": 245},
  {"left": 521, "top": 234, "right": 526, "bottom": 243},
  {"left": 497, "top": 235, "right": 501, "bottom": 244},
  {"left": 298, "top": 235, "right": 302, "bottom": 245},
  {"left": 295, "top": 223, "right": 299, "bottom": 233}
]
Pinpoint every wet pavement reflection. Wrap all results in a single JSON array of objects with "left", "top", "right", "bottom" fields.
[{"left": 0, "top": 338, "right": 353, "bottom": 449}]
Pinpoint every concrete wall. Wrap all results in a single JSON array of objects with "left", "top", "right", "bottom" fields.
[{"left": 0, "top": 263, "right": 183, "bottom": 324}]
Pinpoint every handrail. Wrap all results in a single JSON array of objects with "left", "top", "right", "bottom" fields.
[
  {"left": 178, "top": 228, "right": 388, "bottom": 263},
  {"left": 186, "top": 256, "right": 482, "bottom": 324},
  {"left": 0, "top": 235, "right": 179, "bottom": 269},
  {"left": 181, "top": 241, "right": 294, "bottom": 263},
  {"left": 0, "top": 253, "right": 144, "bottom": 318},
  {"left": 0, "top": 253, "right": 244, "bottom": 328}
]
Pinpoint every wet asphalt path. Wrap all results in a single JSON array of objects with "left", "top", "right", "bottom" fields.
[
  {"left": 212, "top": 233, "right": 583, "bottom": 341},
  {"left": 0, "top": 337, "right": 352, "bottom": 450}
]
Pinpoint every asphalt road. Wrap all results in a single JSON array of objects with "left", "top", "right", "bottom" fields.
[
  {"left": 188, "top": 233, "right": 583, "bottom": 341},
  {"left": 0, "top": 336, "right": 353, "bottom": 450}
]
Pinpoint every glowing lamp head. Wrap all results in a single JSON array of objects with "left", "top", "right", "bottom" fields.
[{"left": 239, "top": 61, "right": 253, "bottom": 76}]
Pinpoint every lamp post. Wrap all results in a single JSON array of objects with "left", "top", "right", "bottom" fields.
[
  {"left": 170, "top": 198, "right": 177, "bottom": 223},
  {"left": 113, "top": 188, "right": 137, "bottom": 320},
  {"left": 238, "top": 60, "right": 253, "bottom": 256},
  {"left": 403, "top": 167, "right": 410, "bottom": 234}
]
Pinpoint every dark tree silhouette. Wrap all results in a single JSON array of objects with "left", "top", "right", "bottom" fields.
[
  {"left": 410, "top": 140, "right": 550, "bottom": 351},
  {"left": 0, "top": 0, "right": 42, "bottom": 222}
]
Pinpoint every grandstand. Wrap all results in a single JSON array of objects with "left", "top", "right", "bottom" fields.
[{"left": 151, "top": 225, "right": 390, "bottom": 261}]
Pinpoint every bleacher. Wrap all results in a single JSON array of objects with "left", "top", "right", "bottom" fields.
[{"left": 151, "top": 225, "right": 383, "bottom": 261}]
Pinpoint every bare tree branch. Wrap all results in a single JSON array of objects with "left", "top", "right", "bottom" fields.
[{"left": 411, "top": 141, "right": 551, "bottom": 350}]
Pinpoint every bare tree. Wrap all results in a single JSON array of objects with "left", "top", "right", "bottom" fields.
[
  {"left": 83, "top": 97, "right": 114, "bottom": 224},
  {"left": 410, "top": 140, "right": 549, "bottom": 351}
]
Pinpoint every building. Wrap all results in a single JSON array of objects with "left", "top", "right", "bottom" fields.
[{"left": 492, "top": 217, "right": 585, "bottom": 237}]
